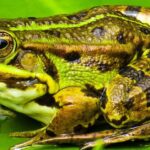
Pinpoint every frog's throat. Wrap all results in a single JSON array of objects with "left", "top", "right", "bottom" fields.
[{"left": 0, "top": 64, "right": 59, "bottom": 124}]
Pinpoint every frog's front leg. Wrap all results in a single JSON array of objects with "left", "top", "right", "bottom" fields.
[
  {"left": 101, "top": 57, "right": 150, "bottom": 128},
  {"left": 11, "top": 86, "right": 101, "bottom": 149}
]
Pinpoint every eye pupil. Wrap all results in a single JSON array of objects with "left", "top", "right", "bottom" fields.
[{"left": 0, "top": 39, "right": 8, "bottom": 49}]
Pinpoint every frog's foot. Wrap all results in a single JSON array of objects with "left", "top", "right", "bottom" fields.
[
  {"left": 10, "top": 126, "right": 47, "bottom": 138},
  {"left": 82, "top": 121, "right": 150, "bottom": 150},
  {"left": 0, "top": 106, "right": 16, "bottom": 118},
  {"left": 10, "top": 132, "right": 47, "bottom": 150},
  {"left": 10, "top": 128, "right": 49, "bottom": 150}
]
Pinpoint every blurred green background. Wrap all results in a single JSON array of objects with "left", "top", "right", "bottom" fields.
[
  {"left": 0, "top": 0, "right": 150, "bottom": 18},
  {"left": 0, "top": 0, "right": 150, "bottom": 150}
]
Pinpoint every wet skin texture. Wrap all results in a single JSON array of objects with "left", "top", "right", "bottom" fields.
[{"left": 0, "top": 5, "right": 149, "bottom": 150}]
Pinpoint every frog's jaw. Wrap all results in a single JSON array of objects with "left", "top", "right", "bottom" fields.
[{"left": 0, "top": 64, "right": 59, "bottom": 125}]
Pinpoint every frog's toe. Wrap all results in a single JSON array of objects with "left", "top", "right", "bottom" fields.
[
  {"left": 10, "top": 126, "right": 46, "bottom": 138},
  {"left": 81, "top": 141, "right": 96, "bottom": 150},
  {"left": 103, "top": 122, "right": 150, "bottom": 145}
]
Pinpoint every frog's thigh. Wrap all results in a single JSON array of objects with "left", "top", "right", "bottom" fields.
[
  {"left": 102, "top": 74, "right": 150, "bottom": 128},
  {"left": 48, "top": 87, "right": 100, "bottom": 135}
]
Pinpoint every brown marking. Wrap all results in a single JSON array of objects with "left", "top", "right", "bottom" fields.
[
  {"left": 46, "top": 60, "right": 59, "bottom": 81},
  {"left": 111, "top": 115, "right": 128, "bottom": 126},
  {"left": 22, "top": 42, "right": 135, "bottom": 57},
  {"left": 64, "top": 51, "right": 80, "bottom": 62},
  {"left": 82, "top": 84, "right": 101, "bottom": 98},
  {"left": 36, "top": 94, "right": 60, "bottom": 107},
  {"left": 123, "top": 98, "right": 134, "bottom": 110}
]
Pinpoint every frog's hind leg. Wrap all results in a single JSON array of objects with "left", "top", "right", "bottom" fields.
[
  {"left": 100, "top": 56, "right": 150, "bottom": 128},
  {"left": 10, "top": 126, "right": 47, "bottom": 138},
  {"left": 10, "top": 127, "right": 48, "bottom": 150},
  {"left": 14, "top": 121, "right": 149, "bottom": 150},
  {"left": 103, "top": 121, "right": 150, "bottom": 144},
  {"left": 82, "top": 121, "right": 150, "bottom": 150}
]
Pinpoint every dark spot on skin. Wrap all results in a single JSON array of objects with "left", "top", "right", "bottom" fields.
[
  {"left": 44, "top": 30, "right": 61, "bottom": 38},
  {"left": 119, "top": 66, "right": 144, "bottom": 82},
  {"left": 36, "top": 94, "right": 60, "bottom": 108},
  {"left": 117, "top": 32, "right": 126, "bottom": 44},
  {"left": 100, "top": 89, "right": 107, "bottom": 109},
  {"left": 146, "top": 88, "right": 150, "bottom": 107},
  {"left": 46, "top": 129, "right": 56, "bottom": 136},
  {"left": 140, "top": 27, "right": 150, "bottom": 35},
  {"left": 112, "top": 115, "right": 127, "bottom": 126},
  {"left": 98, "top": 63, "right": 110, "bottom": 72},
  {"left": 36, "top": 94, "right": 55, "bottom": 106},
  {"left": 124, "top": 98, "right": 134, "bottom": 110},
  {"left": 92, "top": 27, "right": 105, "bottom": 38},
  {"left": 28, "top": 17, "right": 37, "bottom": 20},
  {"left": 46, "top": 60, "right": 59, "bottom": 81},
  {"left": 67, "top": 11, "right": 87, "bottom": 21},
  {"left": 74, "top": 125, "right": 88, "bottom": 134},
  {"left": 64, "top": 51, "right": 80, "bottom": 62},
  {"left": 125, "top": 6, "right": 141, "bottom": 17},
  {"left": 82, "top": 84, "right": 101, "bottom": 98}
]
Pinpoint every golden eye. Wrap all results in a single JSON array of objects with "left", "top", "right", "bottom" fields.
[{"left": 0, "top": 31, "right": 16, "bottom": 59}]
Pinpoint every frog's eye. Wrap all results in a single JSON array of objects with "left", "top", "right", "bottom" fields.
[
  {"left": 0, "top": 39, "right": 8, "bottom": 49},
  {"left": 0, "top": 31, "right": 16, "bottom": 59}
]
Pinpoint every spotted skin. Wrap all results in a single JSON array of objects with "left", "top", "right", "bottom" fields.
[{"left": 0, "top": 5, "right": 149, "bottom": 150}]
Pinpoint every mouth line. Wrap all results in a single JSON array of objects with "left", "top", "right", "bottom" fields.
[
  {"left": 0, "top": 78, "right": 40, "bottom": 90},
  {"left": 0, "top": 63, "right": 59, "bottom": 94}
]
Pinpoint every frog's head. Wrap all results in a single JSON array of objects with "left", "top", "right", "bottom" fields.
[{"left": 0, "top": 29, "right": 59, "bottom": 125}]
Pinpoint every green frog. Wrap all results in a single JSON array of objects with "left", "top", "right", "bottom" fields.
[{"left": 0, "top": 5, "right": 149, "bottom": 150}]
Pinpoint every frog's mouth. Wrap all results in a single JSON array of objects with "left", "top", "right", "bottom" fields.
[{"left": 0, "top": 64, "right": 59, "bottom": 125}]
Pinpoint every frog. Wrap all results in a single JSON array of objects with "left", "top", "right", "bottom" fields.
[{"left": 0, "top": 5, "right": 149, "bottom": 150}]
